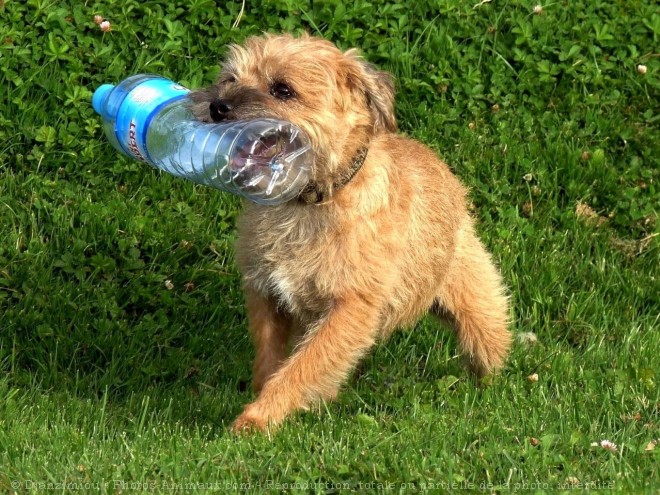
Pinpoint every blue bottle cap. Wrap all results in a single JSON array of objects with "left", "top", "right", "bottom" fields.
[{"left": 92, "top": 84, "right": 115, "bottom": 115}]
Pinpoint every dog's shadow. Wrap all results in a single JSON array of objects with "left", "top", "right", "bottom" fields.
[
  {"left": 6, "top": 272, "right": 464, "bottom": 433},
  {"left": 4, "top": 259, "right": 253, "bottom": 433}
]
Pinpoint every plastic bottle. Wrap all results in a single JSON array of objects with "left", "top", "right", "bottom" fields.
[{"left": 92, "top": 74, "right": 313, "bottom": 205}]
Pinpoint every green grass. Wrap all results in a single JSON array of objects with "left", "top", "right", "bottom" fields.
[{"left": 1, "top": 0, "right": 659, "bottom": 493}]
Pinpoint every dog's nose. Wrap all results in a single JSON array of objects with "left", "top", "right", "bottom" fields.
[{"left": 209, "top": 99, "right": 234, "bottom": 121}]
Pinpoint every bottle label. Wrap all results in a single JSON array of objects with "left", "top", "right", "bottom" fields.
[{"left": 114, "top": 79, "right": 189, "bottom": 163}]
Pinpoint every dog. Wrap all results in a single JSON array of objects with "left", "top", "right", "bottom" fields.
[{"left": 190, "top": 33, "right": 511, "bottom": 432}]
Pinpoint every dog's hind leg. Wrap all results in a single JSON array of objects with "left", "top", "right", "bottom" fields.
[{"left": 431, "top": 226, "right": 511, "bottom": 377}]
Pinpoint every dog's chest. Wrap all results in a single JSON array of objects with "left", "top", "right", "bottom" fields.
[{"left": 236, "top": 207, "right": 344, "bottom": 313}]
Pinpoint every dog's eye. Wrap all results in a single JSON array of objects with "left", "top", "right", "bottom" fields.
[
  {"left": 270, "top": 82, "right": 296, "bottom": 100},
  {"left": 221, "top": 75, "right": 236, "bottom": 85}
]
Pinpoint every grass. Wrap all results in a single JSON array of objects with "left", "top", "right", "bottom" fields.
[{"left": 1, "top": 0, "right": 658, "bottom": 493}]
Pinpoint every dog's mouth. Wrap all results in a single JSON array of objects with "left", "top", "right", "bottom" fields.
[
  {"left": 228, "top": 126, "right": 294, "bottom": 195},
  {"left": 230, "top": 131, "right": 284, "bottom": 172},
  {"left": 225, "top": 122, "right": 313, "bottom": 201}
]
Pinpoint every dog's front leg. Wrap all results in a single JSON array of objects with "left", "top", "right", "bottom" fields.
[
  {"left": 232, "top": 294, "right": 379, "bottom": 433},
  {"left": 244, "top": 287, "right": 292, "bottom": 393}
]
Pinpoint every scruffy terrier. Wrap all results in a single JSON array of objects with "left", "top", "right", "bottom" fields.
[{"left": 190, "top": 33, "right": 511, "bottom": 433}]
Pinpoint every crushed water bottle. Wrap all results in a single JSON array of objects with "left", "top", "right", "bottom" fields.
[{"left": 92, "top": 74, "right": 313, "bottom": 205}]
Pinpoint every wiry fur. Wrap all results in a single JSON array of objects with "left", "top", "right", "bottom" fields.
[{"left": 190, "top": 33, "right": 511, "bottom": 433}]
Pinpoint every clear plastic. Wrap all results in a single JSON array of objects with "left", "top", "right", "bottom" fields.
[{"left": 92, "top": 74, "right": 313, "bottom": 205}]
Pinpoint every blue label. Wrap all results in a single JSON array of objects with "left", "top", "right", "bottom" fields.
[{"left": 114, "top": 78, "right": 189, "bottom": 163}]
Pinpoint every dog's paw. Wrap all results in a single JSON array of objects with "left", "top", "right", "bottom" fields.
[{"left": 230, "top": 406, "right": 271, "bottom": 435}]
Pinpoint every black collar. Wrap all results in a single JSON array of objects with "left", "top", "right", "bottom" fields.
[{"left": 298, "top": 146, "right": 369, "bottom": 204}]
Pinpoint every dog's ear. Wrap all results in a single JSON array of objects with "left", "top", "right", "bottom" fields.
[{"left": 342, "top": 49, "right": 397, "bottom": 133}]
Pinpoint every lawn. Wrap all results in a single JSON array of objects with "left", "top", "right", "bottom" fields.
[{"left": 0, "top": 0, "right": 658, "bottom": 493}]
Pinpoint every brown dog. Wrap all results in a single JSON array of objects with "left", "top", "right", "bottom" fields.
[{"left": 190, "top": 33, "right": 511, "bottom": 432}]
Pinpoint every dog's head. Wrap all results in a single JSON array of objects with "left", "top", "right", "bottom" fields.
[{"left": 190, "top": 33, "right": 396, "bottom": 192}]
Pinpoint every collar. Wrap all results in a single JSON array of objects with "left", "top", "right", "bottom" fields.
[{"left": 298, "top": 146, "right": 369, "bottom": 204}]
